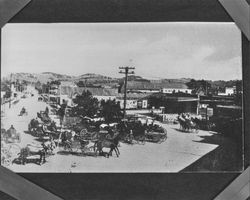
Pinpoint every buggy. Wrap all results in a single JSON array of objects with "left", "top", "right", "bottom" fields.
[
  {"left": 59, "top": 130, "right": 98, "bottom": 156},
  {"left": 19, "top": 108, "right": 28, "bottom": 116},
  {"left": 1, "top": 127, "right": 21, "bottom": 143}
]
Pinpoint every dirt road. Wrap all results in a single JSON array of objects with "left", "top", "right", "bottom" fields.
[{"left": 2, "top": 87, "right": 220, "bottom": 173}]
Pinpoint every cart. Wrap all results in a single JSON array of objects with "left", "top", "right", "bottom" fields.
[{"left": 145, "top": 131, "right": 167, "bottom": 144}]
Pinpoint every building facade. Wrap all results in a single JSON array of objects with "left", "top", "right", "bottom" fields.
[{"left": 161, "top": 88, "right": 193, "bottom": 94}]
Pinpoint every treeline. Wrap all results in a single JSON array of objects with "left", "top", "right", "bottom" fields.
[{"left": 186, "top": 79, "right": 242, "bottom": 95}]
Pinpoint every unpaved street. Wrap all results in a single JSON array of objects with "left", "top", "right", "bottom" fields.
[{"left": 2, "top": 88, "right": 220, "bottom": 173}]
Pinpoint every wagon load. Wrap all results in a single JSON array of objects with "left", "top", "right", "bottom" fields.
[
  {"left": 37, "top": 111, "right": 51, "bottom": 123},
  {"left": 62, "top": 116, "right": 82, "bottom": 128},
  {"left": 28, "top": 119, "right": 44, "bottom": 137},
  {"left": 58, "top": 130, "right": 97, "bottom": 156}
]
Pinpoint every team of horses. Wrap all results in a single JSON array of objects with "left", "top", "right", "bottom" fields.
[
  {"left": 14, "top": 139, "right": 56, "bottom": 165},
  {"left": 177, "top": 114, "right": 200, "bottom": 133}
]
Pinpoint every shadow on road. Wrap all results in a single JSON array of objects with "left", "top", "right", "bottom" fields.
[
  {"left": 57, "top": 150, "right": 99, "bottom": 157},
  {"left": 172, "top": 128, "right": 194, "bottom": 134},
  {"left": 180, "top": 132, "right": 243, "bottom": 172}
]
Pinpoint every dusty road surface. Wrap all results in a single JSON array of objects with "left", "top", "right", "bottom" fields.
[{"left": 1, "top": 87, "right": 224, "bottom": 173}]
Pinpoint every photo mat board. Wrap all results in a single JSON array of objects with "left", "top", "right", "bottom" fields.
[
  {"left": 0, "top": 0, "right": 249, "bottom": 199},
  {"left": 0, "top": 22, "right": 244, "bottom": 173}
]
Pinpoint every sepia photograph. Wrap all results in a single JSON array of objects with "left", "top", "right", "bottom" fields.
[{"left": 1, "top": 22, "right": 243, "bottom": 173}]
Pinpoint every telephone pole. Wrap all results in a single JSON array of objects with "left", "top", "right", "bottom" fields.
[{"left": 119, "top": 66, "right": 135, "bottom": 119}]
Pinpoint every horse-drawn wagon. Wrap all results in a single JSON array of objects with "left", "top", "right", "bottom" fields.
[
  {"left": 177, "top": 114, "right": 199, "bottom": 133},
  {"left": 145, "top": 124, "right": 167, "bottom": 144},
  {"left": 19, "top": 107, "right": 28, "bottom": 116},
  {"left": 37, "top": 110, "right": 51, "bottom": 123},
  {"left": 1, "top": 127, "right": 21, "bottom": 143},
  {"left": 1, "top": 142, "right": 19, "bottom": 166},
  {"left": 117, "top": 117, "right": 167, "bottom": 145},
  {"left": 58, "top": 128, "right": 98, "bottom": 156}
]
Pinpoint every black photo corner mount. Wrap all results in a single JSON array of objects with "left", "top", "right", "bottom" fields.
[{"left": 0, "top": 0, "right": 249, "bottom": 200}]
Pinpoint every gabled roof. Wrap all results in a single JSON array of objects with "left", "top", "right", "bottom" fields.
[
  {"left": 116, "top": 93, "right": 150, "bottom": 100},
  {"left": 60, "top": 81, "right": 77, "bottom": 87},
  {"left": 121, "top": 81, "right": 188, "bottom": 92}
]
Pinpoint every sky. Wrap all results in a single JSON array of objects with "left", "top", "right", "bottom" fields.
[{"left": 1, "top": 22, "right": 242, "bottom": 81}]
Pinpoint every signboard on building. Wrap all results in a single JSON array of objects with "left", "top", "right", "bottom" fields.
[{"left": 199, "top": 107, "right": 213, "bottom": 117}]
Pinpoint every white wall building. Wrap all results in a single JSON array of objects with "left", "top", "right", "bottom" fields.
[
  {"left": 225, "top": 87, "right": 236, "bottom": 95},
  {"left": 116, "top": 94, "right": 149, "bottom": 109},
  {"left": 118, "top": 99, "right": 138, "bottom": 109},
  {"left": 161, "top": 88, "right": 193, "bottom": 94},
  {"left": 218, "top": 86, "right": 236, "bottom": 96}
]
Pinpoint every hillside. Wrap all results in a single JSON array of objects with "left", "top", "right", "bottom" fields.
[
  {"left": 74, "top": 73, "right": 118, "bottom": 83},
  {"left": 3, "top": 72, "right": 241, "bottom": 91},
  {"left": 4, "top": 72, "right": 73, "bottom": 84},
  {"left": 4, "top": 72, "right": 119, "bottom": 85}
]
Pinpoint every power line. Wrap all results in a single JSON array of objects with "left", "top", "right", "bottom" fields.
[{"left": 119, "top": 66, "right": 135, "bottom": 119}]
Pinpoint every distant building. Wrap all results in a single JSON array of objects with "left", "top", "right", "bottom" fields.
[
  {"left": 218, "top": 86, "right": 236, "bottom": 96},
  {"left": 149, "top": 93, "right": 199, "bottom": 114},
  {"left": 60, "top": 81, "right": 77, "bottom": 88},
  {"left": 116, "top": 93, "right": 149, "bottom": 109},
  {"left": 161, "top": 88, "right": 192, "bottom": 94},
  {"left": 60, "top": 86, "right": 118, "bottom": 104},
  {"left": 225, "top": 87, "right": 236, "bottom": 95},
  {"left": 120, "top": 80, "right": 189, "bottom": 94}
]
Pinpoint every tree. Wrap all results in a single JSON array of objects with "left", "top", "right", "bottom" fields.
[
  {"left": 76, "top": 81, "right": 85, "bottom": 87},
  {"left": 50, "top": 80, "right": 61, "bottom": 85},
  {"left": 71, "top": 90, "right": 99, "bottom": 118},
  {"left": 100, "top": 99, "right": 123, "bottom": 124},
  {"left": 186, "top": 79, "right": 211, "bottom": 95}
]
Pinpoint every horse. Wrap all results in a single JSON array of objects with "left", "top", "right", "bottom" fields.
[
  {"left": 16, "top": 140, "right": 56, "bottom": 165},
  {"left": 94, "top": 133, "right": 120, "bottom": 158},
  {"left": 177, "top": 116, "right": 199, "bottom": 133},
  {"left": 28, "top": 119, "right": 41, "bottom": 132},
  {"left": 42, "top": 138, "right": 56, "bottom": 154},
  {"left": 59, "top": 130, "right": 96, "bottom": 153},
  {"left": 42, "top": 121, "right": 57, "bottom": 134},
  {"left": 177, "top": 116, "right": 190, "bottom": 132}
]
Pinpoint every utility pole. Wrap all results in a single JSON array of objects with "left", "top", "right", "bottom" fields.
[{"left": 119, "top": 66, "right": 135, "bottom": 119}]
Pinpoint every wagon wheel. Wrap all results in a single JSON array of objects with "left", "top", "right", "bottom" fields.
[
  {"left": 80, "top": 145, "right": 91, "bottom": 154},
  {"left": 1, "top": 144, "right": 20, "bottom": 166},
  {"left": 8, "top": 144, "right": 21, "bottom": 157},
  {"left": 152, "top": 135, "right": 161, "bottom": 143},
  {"left": 71, "top": 141, "right": 82, "bottom": 153},
  {"left": 80, "top": 128, "right": 88, "bottom": 137},
  {"left": 137, "top": 135, "right": 146, "bottom": 145},
  {"left": 1, "top": 154, "right": 11, "bottom": 166},
  {"left": 163, "top": 134, "right": 168, "bottom": 141},
  {"left": 35, "top": 129, "right": 44, "bottom": 137},
  {"left": 159, "top": 134, "right": 167, "bottom": 143},
  {"left": 62, "top": 141, "right": 73, "bottom": 152},
  {"left": 206, "top": 123, "right": 212, "bottom": 131}
]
